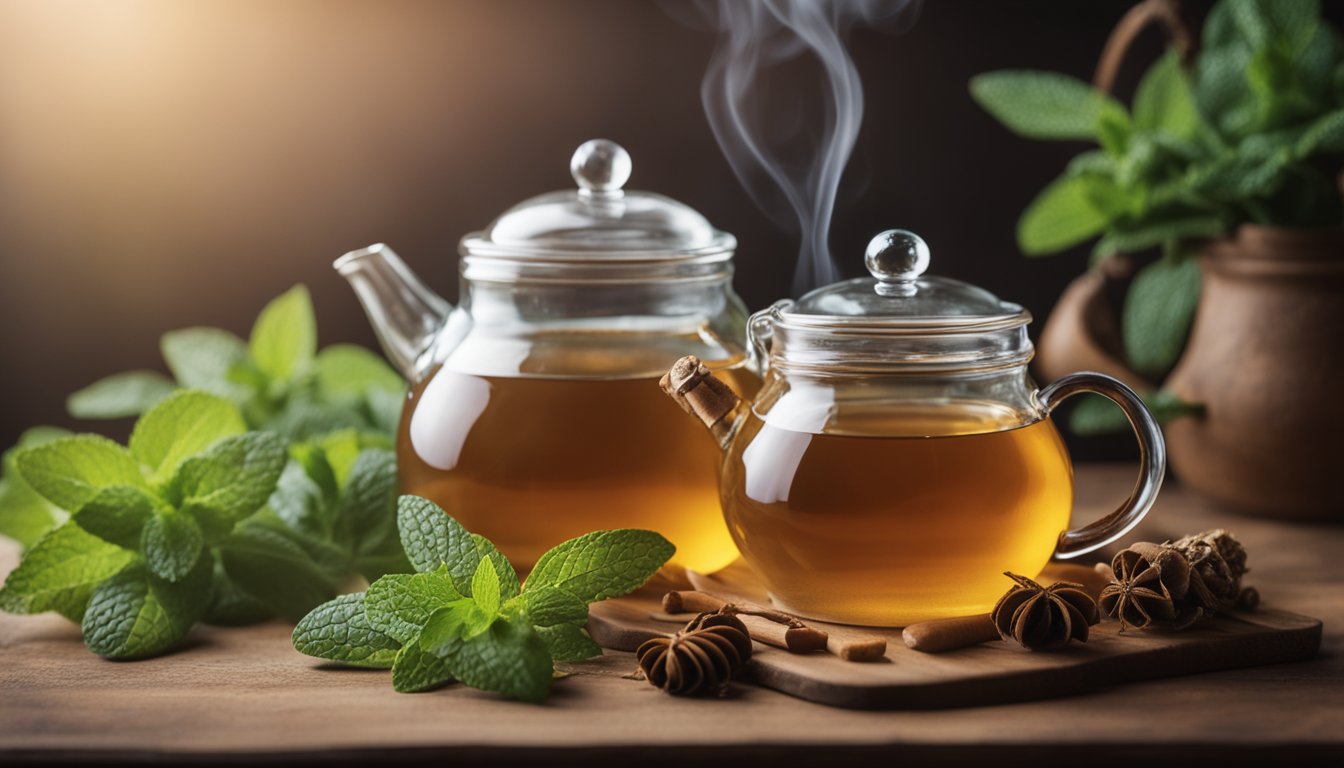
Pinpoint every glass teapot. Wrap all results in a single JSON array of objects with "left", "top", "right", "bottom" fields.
[
  {"left": 662, "top": 229, "right": 1164, "bottom": 626},
  {"left": 335, "top": 140, "right": 755, "bottom": 572}
]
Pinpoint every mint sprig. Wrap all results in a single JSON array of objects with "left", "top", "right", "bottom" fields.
[
  {"left": 0, "top": 391, "right": 288, "bottom": 658},
  {"left": 65, "top": 285, "right": 404, "bottom": 441},
  {"left": 293, "top": 496, "right": 674, "bottom": 701}
]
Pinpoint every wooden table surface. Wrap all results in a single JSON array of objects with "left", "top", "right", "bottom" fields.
[{"left": 2, "top": 465, "right": 1341, "bottom": 767}]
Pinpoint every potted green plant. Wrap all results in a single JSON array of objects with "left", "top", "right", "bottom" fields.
[{"left": 970, "top": 0, "right": 1344, "bottom": 520}]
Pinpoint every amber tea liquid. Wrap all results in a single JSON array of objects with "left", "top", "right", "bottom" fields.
[
  {"left": 399, "top": 364, "right": 754, "bottom": 573},
  {"left": 722, "top": 404, "right": 1073, "bottom": 625}
]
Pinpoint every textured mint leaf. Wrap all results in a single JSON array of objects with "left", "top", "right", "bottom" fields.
[
  {"left": 970, "top": 70, "right": 1124, "bottom": 141},
  {"left": 73, "top": 485, "right": 157, "bottom": 550},
  {"left": 174, "top": 433, "right": 287, "bottom": 531},
  {"left": 536, "top": 623, "right": 602, "bottom": 663},
  {"left": 160, "top": 327, "right": 251, "bottom": 400},
  {"left": 472, "top": 534, "right": 520, "bottom": 601},
  {"left": 315, "top": 344, "right": 404, "bottom": 401},
  {"left": 265, "top": 399, "right": 371, "bottom": 442},
  {"left": 366, "top": 388, "right": 406, "bottom": 435},
  {"left": 15, "top": 435, "right": 146, "bottom": 512},
  {"left": 292, "top": 592, "right": 400, "bottom": 669},
  {"left": 267, "top": 460, "right": 332, "bottom": 543},
  {"left": 81, "top": 556, "right": 211, "bottom": 659},
  {"left": 67, "top": 371, "right": 177, "bottom": 420},
  {"left": 523, "top": 586, "right": 589, "bottom": 628},
  {"left": 431, "top": 616, "right": 553, "bottom": 703},
  {"left": 525, "top": 529, "right": 674, "bottom": 603},
  {"left": 1091, "top": 215, "right": 1226, "bottom": 261},
  {"left": 0, "top": 428, "right": 70, "bottom": 548},
  {"left": 140, "top": 512, "right": 204, "bottom": 582},
  {"left": 417, "top": 599, "right": 492, "bottom": 649},
  {"left": 1134, "top": 50, "right": 1201, "bottom": 139},
  {"left": 472, "top": 558, "right": 501, "bottom": 618},
  {"left": 365, "top": 569, "right": 463, "bottom": 644},
  {"left": 0, "top": 522, "right": 136, "bottom": 619},
  {"left": 1295, "top": 107, "right": 1344, "bottom": 156},
  {"left": 217, "top": 522, "right": 337, "bottom": 620},
  {"left": 391, "top": 637, "right": 455, "bottom": 693},
  {"left": 203, "top": 558, "right": 273, "bottom": 626},
  {"left": 130, "top": 390, "right": 247, "bottom": 483},
  {"left": 1123, "top": 255, "right": 1202, "bottom": 377},
  {"left": 396, "top": 496, "right": 477, "bottom": 582},
  {"left": 1017, "top": 174, "right": 1113, "bottom": 255},
  {"left": 249, "top": 285, "right": 317, "bottom": 381},
  {"left": 340, "top": 449, "right": 397, "bottom": 548}
]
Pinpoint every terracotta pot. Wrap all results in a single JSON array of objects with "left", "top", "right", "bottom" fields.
[{"left": 1165, "top": 225, "right": 1344, "bottom": 521}]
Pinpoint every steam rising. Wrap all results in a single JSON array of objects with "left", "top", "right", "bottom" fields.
[{"left": 686, "top": 0, "right": 921, "bottom": 294}]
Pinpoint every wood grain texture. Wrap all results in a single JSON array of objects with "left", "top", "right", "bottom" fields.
[{"left": 2, "top": 466, "right": 1343, "bottom": 765}]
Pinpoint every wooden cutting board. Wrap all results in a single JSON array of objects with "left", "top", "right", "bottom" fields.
[{"left": 588, "top": 563, "right": 1323, "bottom": 710}]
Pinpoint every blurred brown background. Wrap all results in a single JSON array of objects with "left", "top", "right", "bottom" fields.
[{"left": 6, "top": 0, "right": 1329, "bottom": 456}]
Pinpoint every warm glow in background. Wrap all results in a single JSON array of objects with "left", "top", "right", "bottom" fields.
[{"left": 5, "top": 0, "right": 1300, "bottom": 456}]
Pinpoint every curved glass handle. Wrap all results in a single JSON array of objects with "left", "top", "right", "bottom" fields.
[{"left": 1039, "top": 372, "right": 1166, "bottom": 559}]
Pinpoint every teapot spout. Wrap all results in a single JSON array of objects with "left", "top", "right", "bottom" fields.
[
  {"left": 659, "top": 356, "right": 746, "bottom": 451},
  {"left": 334, "top": 244, "right": 451, "bottom": 380}
]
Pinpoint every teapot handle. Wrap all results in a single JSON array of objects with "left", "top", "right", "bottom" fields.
[{"left": 1039, "top": 372, "right": 1166, "bottom": 559}]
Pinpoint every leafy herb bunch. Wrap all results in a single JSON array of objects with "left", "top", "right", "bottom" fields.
[
  {"left": 0, "top": 287, "right": 411, "bottom": 655},
  {"left": 971, "top": 0, "right": 1343, "bottom": 430},
  {"left": 293, "top": 496, "right": 674, "bottom": 702}
]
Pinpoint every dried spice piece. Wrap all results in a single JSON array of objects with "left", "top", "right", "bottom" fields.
[
  {"left": 1100, "top": 529, "right": 1252, "bottom": 631},
  {"left": 1099, "top": 549, "right": 1178, "bottom": 630},
  {"left": 991, "top": 573, "right": 1101, "bottom": 651},
  {"left": 636, "top": 611, "right": 753, "bottom": 697}
]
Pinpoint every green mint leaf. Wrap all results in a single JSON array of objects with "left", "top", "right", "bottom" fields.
[
  {"left": 1091, "top": 215, "right": 1226, "bottom": 262},
  {"left": 265, "top": 399, "right": 371, "bottom": 442},
  {"left": 365, "top": 569, "right": 463, "bottom": 644},
  {"left": 216, "top": 521, "right": 338, "bottom": 621},
  {"left": 1016, "top": 174, "right": 1112, "bottom": 255},
  {"left": 130, "top": 390, "right": 247, "bottom": 484},
  {"left": 267, "top": 460, "right": 332, "bottom": 543},
  {"left": 396, "top": 496, "right": 477, "bottom": 582},
  {"left": 523, "top": 585, "right": 590, "bottom": 628},
  {"left": 1123, "top": 255, "right": 1202, "bottom": 378},
  {"left": 472, "top": 558, "right": 501, "bottom": 618},
  {"left": 430, "top": 616, "right": 553, "bottom": 703},
  {"left": 292, "top": 592, "right": 400, "bottom": 669},
  {"left": 73, "top": 485, "right": 157, "bottom": 550},
  {"left": 1295, "top": 107, "right": 1344, "bottom": 157},
  {"left": 140, "top": 512, "right": 204, "bottom": 582},
  {"left": 66, "top": 371, "right": 177, "bottom": 420},
  {"left": 174, "top": 433, "right": 287, "bottom": 533},
  {"left": 202, "top": 558, "right": 273, "bottom": 626},
  {"left": 249, "top": 285, "right": 317, "bottom": 382},
  {"left": 390, "top": 637, "right": 455, "bottom": 693},
  {"left": 81, "top": 556, "right": 211, "bottom": 659},
  {"left": 160, "top": 328, "right": 251, "bottom": 400},
  {"left": 535, "top": 623, "right": 603, "bottom": 663},
  {"left": 472, "top": 534, "right": 521, "bottom": 600},
  {"left": 0, "top": 522, "right": 136, "bottom": 620},
  {"left": 15, "top": 435, "right": 146, "bottom": 512},
  {"left": 1133, "top": 49, "right": 1201, "bottom": 140},
  {"left": 1069, "top": 389, "right": 1205, "bottom": 436},
  {"left": 416, "top": 599, "right": 489, "bottom": 648},
  {"left": 315, "top": 344, "right": 404, "bottom": 401},
  {"left": 340, "top": 449, "right": 396, "bottom": 544},
  {"left": 524, "top": 529, "right": 674, "bottom": 603},
  {"left": 0, "top": 428, "right": 70, "bottom": 548},
  {"left": 366, "top": 388, "right": 406, "bottom": 435},
  {"left": 970, "top": 70, "right": 1124, "bottom": 141}
]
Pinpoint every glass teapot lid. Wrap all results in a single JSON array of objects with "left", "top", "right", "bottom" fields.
[
  {"left": 460, "top": 139, "right": 736, "bottom": 267},
  {"left": 755, "top": 230, "right": 1033, "bottom": 372}
]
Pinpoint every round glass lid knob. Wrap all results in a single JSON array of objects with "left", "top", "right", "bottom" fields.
[
  {"left": 865, "top": 229, "right": 930, "bottom": 297},
  {"left": 570, "top": 139, "right": 632, "bottom": 198}
]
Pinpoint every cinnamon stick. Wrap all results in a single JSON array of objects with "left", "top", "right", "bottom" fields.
[
  {"left": 662, "top": 590, "right": 887, "bottom": 661},
  {"left": 902, "top": 614, "right": 1000, "bottom": 653}
]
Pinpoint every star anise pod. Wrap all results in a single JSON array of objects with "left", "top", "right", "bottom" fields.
[
  {"left": 991, "top": 572, "right": 1100, "bottom": 651},
  {"left": 1169, "top": 529, "right": 1248, "bottom": 613},
  {"left": 1099, "top": 547, "right": 1180, "bottom": 630},
  {"left": 635, "top": 611, "right": 753, "bottom": 696}
]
